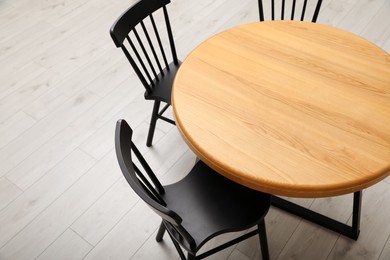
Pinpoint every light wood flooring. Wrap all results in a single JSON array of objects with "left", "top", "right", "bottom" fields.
[{"left": 1, "top": 0, "right": 390, "bottom": 259}]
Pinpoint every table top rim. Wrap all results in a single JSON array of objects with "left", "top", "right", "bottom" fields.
[{"left": 172, "top": 20, "right": 390, "bottom": 198}]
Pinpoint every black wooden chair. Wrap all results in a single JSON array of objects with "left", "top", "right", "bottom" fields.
[
  {"left": 257, "top": 0, "right": 323, "bottom": 22},
  {"left": 115, "top": 119, "right": 271, "bottom": 260},
  {"left": 110, "top": 0, "right": 179, "bottom": 147}
]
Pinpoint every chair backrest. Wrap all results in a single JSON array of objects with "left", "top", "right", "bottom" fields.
[
  {"left": 258, "top": 0, "right": 323, "bottom": 22},
  {"left": 115, "top": 119, "right": 196, "bottom": 251},
  {"left": 110, "top": 0, "right": 179, "bottom": 94}
]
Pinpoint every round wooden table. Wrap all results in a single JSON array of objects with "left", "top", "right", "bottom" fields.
[{"left": 172, "top": 21, "right": 390, "bottom": 199}]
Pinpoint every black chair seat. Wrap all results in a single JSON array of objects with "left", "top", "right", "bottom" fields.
[
  {"left": 115, "top": 119, "right": 271, "bottom": 259},
  {"left": 145, "top": 61, "right": 181, "bottom": 104},
  {"left": 164, "top": 161, "right": 271, "bottom": 252}
]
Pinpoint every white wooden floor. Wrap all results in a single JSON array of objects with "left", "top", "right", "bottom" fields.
[{"left": 1, "top": 0, "right": 390, "bottom": 259}]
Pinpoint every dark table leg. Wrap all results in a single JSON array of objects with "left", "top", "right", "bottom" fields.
[{"left": 271, "top": 191, "right": 362, "bottom": 240}]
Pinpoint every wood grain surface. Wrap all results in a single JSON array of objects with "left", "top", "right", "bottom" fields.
[{"left": 172, "top": 21, "right": 390, "bottom": 197}]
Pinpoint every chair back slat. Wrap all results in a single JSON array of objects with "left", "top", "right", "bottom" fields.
[
  {"left": 291, "top": 0, "right": 296, "bottom": 20},
  {"left": 149, "top": 14, "right": 170, "bottom": 70},
  {"left": 312, "top": 0, "right": 323, "bottom": 22},
  {"left": 126, "top": 35, "right": 155, "bottom": 87},
  {"left": 110, "top": 0, "right": 178, "bottom": 93},
  {"left": 130, "top": 139, "right": 165, "bottom": 194},
  {"left": 133, "top": 163, "right": 165, "bottom": 204},
  {"left": 300, "top": 0, "right": 308, "bottom": 20},
  {"left": 141, "top": 20, "right": 164, "bottom": 76},
  {"left": 258, "top": 0, "right": 265, "bottom": 21},
  {"left": 120, "top": 44, "right": 152, "bottom": 93},
  {"left": 133, "top": 28, "right": 159, "bottom": 81},
  {"left": 163, "top": 6, "right": 178, "bottom": 66},
  {"left": 258, "top": 0, "right": 322, "bottom": 22}
]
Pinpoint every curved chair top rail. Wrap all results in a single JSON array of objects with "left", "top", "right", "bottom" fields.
[{"left": 110, "top": 0, "right": 170, "bottom": 47}]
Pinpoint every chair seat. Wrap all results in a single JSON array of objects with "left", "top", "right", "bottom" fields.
[
  {"left": 163, "top": 161, "right": 271, "bottom": 252},
  {"left": 116, "top": 119, "right": 271, "bottom": 259},
  {"left": 145, "top": 61, "right": 181, "bottom": 104}
]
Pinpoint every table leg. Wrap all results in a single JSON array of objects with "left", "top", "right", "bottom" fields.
[{"left": 271, "top": 191, "right": 362, "bottom": 240}]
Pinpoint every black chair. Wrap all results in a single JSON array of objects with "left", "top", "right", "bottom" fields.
[
  {"left": 115, "top": 119, "right": 271, "bottom": 260},
  {"left": 110, "top": 0, "right": 179, "bottom": 147},
  {"left": 257, "top": 0, "right": 323, "bottom": 22}
]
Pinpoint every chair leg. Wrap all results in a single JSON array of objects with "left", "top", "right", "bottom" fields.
[
  {"left": 165, "top": 229, "right": 188, "bottom": 260},
  {"left": 156, "top": 221, "right": 166, "bottom": 242},
  {"left": 258, "top": 219, "right": 269, "bottom": 260},
  {"left": 187, "top": 253, "right": 196, "bottom": 260},
  {"left": 146, "top": 101, "right": 161, "bottom": 147}
]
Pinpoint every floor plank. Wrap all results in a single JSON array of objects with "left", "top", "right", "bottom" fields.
[
  {"left": 0, "top": 150, "right": 120, "bottom": 260},
  {"left": 83, "top": 201, "right": 161, "bottom": 260},
  {"left": 71, "top": 178, "right": 138, "bottom": 246},
  {"left": 0, "top": 149, "right": 95, "bottom": 248},
  {"left": 0, "top": 111, "right": 36, "bottom": 149},
  {"left": 36, "top": 229, "right": 92, "bottom": 260},
  {"left": 0, "top": 177, "right": 22, "bottom": 212},
  {"left": 0, "top": 89, "right": 100, "bottom": 179}
]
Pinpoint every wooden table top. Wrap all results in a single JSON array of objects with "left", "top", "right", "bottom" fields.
[{"left": 172, "top": 21, "right": 390, "bottom": 198}]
